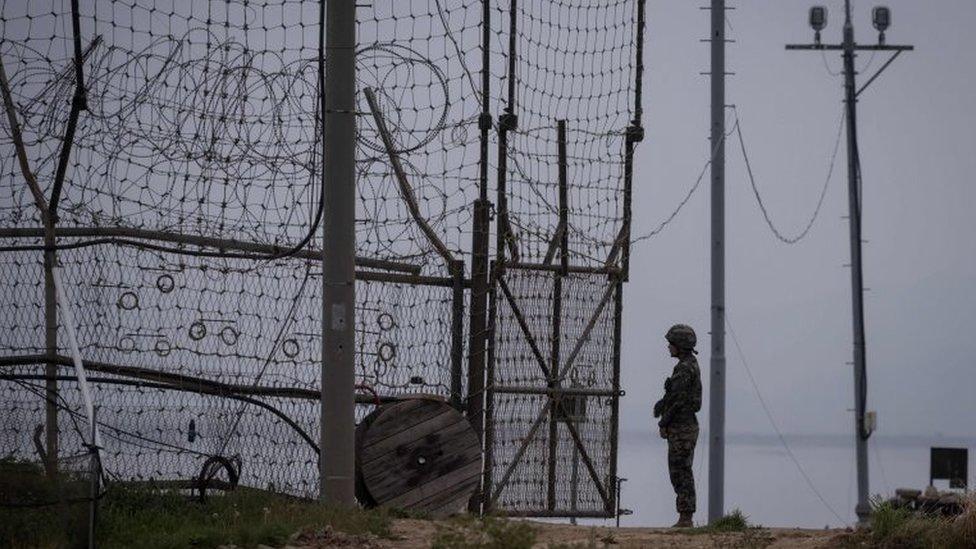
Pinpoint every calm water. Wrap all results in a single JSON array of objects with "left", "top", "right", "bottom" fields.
[{"left": 612, "top": 431, "right": 975, "bottom": 528}]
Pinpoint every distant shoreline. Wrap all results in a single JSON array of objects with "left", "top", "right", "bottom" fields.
[{"left": 620, "top": 430, "right": 976, "bottom": 448}]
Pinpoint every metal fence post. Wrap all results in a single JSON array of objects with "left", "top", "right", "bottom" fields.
[
  {"left": 450, "top": 260, "right": 465, "bottom": 409},
  {"left": 87, "top": 406, "right": 99, "bottom": 549}
]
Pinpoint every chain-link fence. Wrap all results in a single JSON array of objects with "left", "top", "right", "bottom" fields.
[{"left": 0, "top": 0, "right": 642, "bottom": 520}]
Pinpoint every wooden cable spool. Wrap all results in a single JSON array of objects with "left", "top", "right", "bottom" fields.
[{"left": 355, "top": 396, "right": 481, "bottom": 517}]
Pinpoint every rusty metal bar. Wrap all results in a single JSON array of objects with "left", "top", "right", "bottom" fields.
[
  {"left": 547, "top": 119, "right": 569, "bottom": 511},
  {"left": 48, "top": 0, "right": 89, "bottom": 218},
  {"left": 542, "top": 222, "right": 565, "bottom": 266},
  {"left": 43, "top": 239, "right": 57, "bottom": 477},
  {"left": 496, "top": 126, "right": 512, "bottom": 274},
  {"left": 0, "top": 55, "right": 49, "bottom": 219},
  {"left": 621, "top": 0, "right": 647, "bottom": 281},
  {"left": 0, "top": 356, "right": 395, "bottom": 405},
  {"left": 466, "top": 199, "right": 490, "bottom": 512},
  {"left": 609, "top": 280, "right": 623, "bottom": 514},
  {"left": 468, "top": 0, "right": 493, "bottom": 514},
  {"left": 449, "top": 260, "right": 465, "bottom": 409},
  {"left": 604, "top": 223, "right": 629, "bottom": 269},
  {"left": 558, "top": 121, "right": 569, "bottom": 277},
  {"left": 481, "top": 261, "right": 500, "bottom": 512},
  {"left": 507, "top": 261, "right": 619, "bottom": 276},
  {"left": 467, "top": 0, "right": 494, "bottom": 510},
  {"left": 362, "top": 87, "right": 455, "bottom": 269},
  {"left": 493, "top": 509, "right": 613, "bottom": 518},
  {"left": 0, "top": 227, "right": 421, "bottom": 275},
  {"left": 357, "top": 271, "right": 461, "bottom": 287},
  {"left": 491, "top": 385, "right": 616, "bottom": 397},
  {"left": 466, "top": 203, "right": 490, "bottom": 420}
]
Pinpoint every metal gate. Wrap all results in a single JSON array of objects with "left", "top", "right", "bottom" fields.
[
  {"left": 484, "top": 261, "right": 623, "bottom": 518},
  {"left": 457, "top": 0, "right": 644, "bottom": 518}
]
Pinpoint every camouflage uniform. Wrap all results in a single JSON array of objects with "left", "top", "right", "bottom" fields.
[{"left": 654, "top": 328, "right": 702, "bottom": 516}]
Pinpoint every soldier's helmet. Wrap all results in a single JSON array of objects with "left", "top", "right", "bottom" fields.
[{"left": 665, "top": 324, "right": 697, "bottom": 352}]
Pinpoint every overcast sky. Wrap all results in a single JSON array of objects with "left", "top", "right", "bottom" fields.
[{"left": 620, "top": 0, "right": 976, "bottom": 440}]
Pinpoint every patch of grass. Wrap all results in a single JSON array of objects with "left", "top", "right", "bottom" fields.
[
  {"left": 680, "top": 510, "right": 773, "bottom": 547},
  {"left": 97, "top": 485, "right": 393, "bottom": 549},
  {"left": 1, "top": 459, "right": 395, "bottom": 549},
  {"left": 685, "top": 508, "right": 757, "bottom": 534},
  {"left": 0, "top": 457, "right": 91, "bottom": 549},
  {"left": 710, "top": 509, "right": 753, "bottom": 532},
  {"left": 431, "top": 514, "right": 536, "bottom": 549},
  {"left": 840, "top": 494, "right": 976, "bottom": 549},
  {"left": 868, "top": 498, "right": 915, "bottom": 543}
]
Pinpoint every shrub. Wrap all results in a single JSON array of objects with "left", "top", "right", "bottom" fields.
[{"left": 710, "top": 509, "right": 753, "bottom": 532}]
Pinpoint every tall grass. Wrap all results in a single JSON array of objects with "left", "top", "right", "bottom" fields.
[
  {"left": 99, "top": 485, "right": 393, "bottom": 548},
  {"left": 845, "top": 494, "right": 976, "bottom": 549},
  {"left": 1, "top": 461, "right": 394, "bottom": 549}
]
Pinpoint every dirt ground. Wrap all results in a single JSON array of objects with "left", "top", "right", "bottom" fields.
[
  {"left": 523, "top": 521, "right": 846, "bottom": 548},
  {"left": 292, "top": 519, "right": 849, "bottom": 548}
]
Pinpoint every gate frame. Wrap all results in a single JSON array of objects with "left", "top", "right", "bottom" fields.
[{"left": 481, "top": 119, "right": 624, "bottom": 517}]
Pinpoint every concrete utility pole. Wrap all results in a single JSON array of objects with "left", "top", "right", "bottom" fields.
[
  {"left": 707, "top": 0, "right": 727, "bottom": 525},
  {"left": 321, "top": 0, "right": 357, "bottom": 506},
  {"left": 787, "top": 1, "right": 912, "bottom": 523}
]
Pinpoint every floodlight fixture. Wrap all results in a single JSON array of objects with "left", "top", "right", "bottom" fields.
[
  {"left": 809, "top": 6, "right": 827, "bottom": 44},
  {"left": 873, "top": 6, "right": 891, "bottom": 44},
  {"left": 872, "top": 6, "right": 891, "bottom": 32},
  {"left": 809, "top": 6, "right": 828, "bottom": 31}
]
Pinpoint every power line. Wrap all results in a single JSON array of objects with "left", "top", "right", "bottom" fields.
[
  {"left": 627, "top": 104, "right": 842, "bottom": 248},
  {"left": 725, "top": 317, "right": 848, "bottom": 526},
  {"left": 732, "top": 106, "right": 844, "bottom": 244},
  {"left": 629, "top": 115, "right": 738, "bottom": 245}
]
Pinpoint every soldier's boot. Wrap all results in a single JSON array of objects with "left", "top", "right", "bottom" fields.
[{"left": 672, "top": 513, "right": 693, "bottom": 528}]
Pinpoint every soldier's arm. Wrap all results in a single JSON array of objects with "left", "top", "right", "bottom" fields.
[
  {"left": 652, "top": 377, "right": 670, "bottom": 417},
  {"left": 658, "top": 368, "right": 690, "bottom": 428}
]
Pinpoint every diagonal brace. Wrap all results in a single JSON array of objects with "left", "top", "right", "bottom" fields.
[
  {"left": 363, "top": 87, "right": 456, "bottom": 270},
  {"left": 497, "top": 276, "right": 552, "bottom": 380},
  {"left": 0, "top": 55, "right": 50, "bottom": 222},
  {"left": 488, "top": 398, "right": 552, "bottom": 507},
  {"left": 493, "top": 274, "right": 619, "bottom": 509}
]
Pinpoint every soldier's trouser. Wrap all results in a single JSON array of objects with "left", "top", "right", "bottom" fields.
[{"left": 667, "top": 422, "right": 699, "bottom": 514}]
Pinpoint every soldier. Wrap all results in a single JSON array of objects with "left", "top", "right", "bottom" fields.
[{"left": 653, "top": 324, "right": 703, "bottom": 528}]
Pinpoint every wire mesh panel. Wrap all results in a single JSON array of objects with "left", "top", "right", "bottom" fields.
[
  {"left": 487, "top": 266, "right": 620, "bottom": 517},
  {"left": 491, "top": 0, "right": 637, "bottom": 268},
  {"left": 0, "top": 0, "right": 480, "bottom": 497},
  {"left": 0, "top": 242, "right": 457, "bottom": 496}
]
